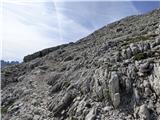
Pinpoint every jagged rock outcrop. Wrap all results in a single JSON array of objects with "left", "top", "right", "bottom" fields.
[
  {"left": 23, "top": 43, "right": 74, "bottom": 62},
  {"left": 149, "top": 63, "right": 160, "bottom": 95},
  {"left": 138, "top": 104, "right": 150, "bottom": 120},
  {"left": 109, "top": 72, "right": 120, "bottom": 108},
  {"left": 1, "top": 9, "right": 160, "bottom": 120}
]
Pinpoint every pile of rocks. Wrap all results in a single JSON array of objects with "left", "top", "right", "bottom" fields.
[{"left": 1, "top": 9, "right": 160, "bottom": 120}]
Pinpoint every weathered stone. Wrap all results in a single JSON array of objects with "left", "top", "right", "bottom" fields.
[
  {"left": 103, "top": 106, "right": 113, "bottom": 112},
  {"left": 51, "top": 91, "right": 76, "bottom": 116},
  {"left": 49, "top": 83, "right": 62, "bottom": 94},
  {"left": 33, "top": 115, "right": 40, "bottom": 120},
  {"left": 125, "top": 78, "right": 132, "bottom": 93},
  {"left": 109, "top": 72, "right": 119, "bottom": 95},
  {"left": 47, "top": 73, "right": 61, "bottom": 86},
  {"left": 138, "top": 104, "right": 150, "bottom": 120},
  {"left": 143, "top": 43, "right": 150, "bottom": 51},
  {"left": 133, "top": 87, "right": 140, "bottom": 104},
  {"left": 85, "top": 107, "right": 97, "bottom": 120},
  {"left": 149, "top": 63, "right": 160, "bottom": 95},
  {"left": 130, "top": 43, "right": 139, "bottom": 55},
  {"left": 113, "top": 93, "right": 120, "bottom": 108},
  {"left": 126, "top": 47, "right": 132, "bottom": 58},
  {"left": 138, "top": 43, "right": 144, "bottom": 52},
  {"left": 2, "top": 9, "right": 160, "bottom": 120},
  {"left": 127, "top": 64, "right": 137, "bottom": 80},
  {"left": 121, "top": 49, "right": 127, "bottom": 59},
  {"left": 107, "top": 41, "right": 117, "bottom": 48},
  {"left": 150, "top": 42, "right": 157, "bottom": 48},
  {"left": 155, "top": 37, "right": 160, "bottom": 45},
  {"left": 23, "top": 44, "right": 68, "bottom": 62},
  {"left": 144, "top": 88, "right": 152, "bottom": 96},
  {"left": 115, "top": 51, "right": 121, "bottom": 62},
  {"left": 139, "top": 62, "right": 153, "bottom": 74},
  {"left": 64, "top": 56, "right": 74, "bottom": 62},
  {"left": 143, "top": 80, "right": 150, "bottom": 88},
  {"left": 109, "top": 72, "right": 120, "bottom": 108}
]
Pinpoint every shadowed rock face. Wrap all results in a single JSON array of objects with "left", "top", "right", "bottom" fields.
[
  {"left": 1, "top": 9, "right": 160, "bottom": 120},
  {"left": 23, "top": 43, "right": 74, "bottom": 62}
]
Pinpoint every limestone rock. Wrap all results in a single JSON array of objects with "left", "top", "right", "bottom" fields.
[
  {"left": 138, "top": 104, "right": 150, "bottom": 120},
  {"left": 139, "top": 62, "right": 153, "bottom": 74},
  {"left": 85, "top": 107, "right": 97, "bottom": 120},
  {"left": 112, "top": 93, "right": 120, "bottom": 108},
  {"left": 109, "top": 72, "right": 120, "bottom": 108},
  {"left": 130, "top": 43, "right": 139, "bottom": 55},
  {"left": 51, "top": 91, "right": 76, "bottom": 116},
  {"left": 2, "top": 9, "right": 160, "bottom": 120},
  {"left": 149, "top": 63, "right": 160, "bottom": 95}
]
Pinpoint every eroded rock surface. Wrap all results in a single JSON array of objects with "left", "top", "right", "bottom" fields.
[{"left": 1, "top": 9, "right": 160, "bottom": 120}]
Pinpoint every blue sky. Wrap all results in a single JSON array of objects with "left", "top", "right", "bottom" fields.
[{"left": 1, "top": 0, "right": 160, "bottom": 61}]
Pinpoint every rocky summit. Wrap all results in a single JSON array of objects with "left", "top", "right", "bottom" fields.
[{"left": 1, "top": 9, "right": 160, "bottom": 120}]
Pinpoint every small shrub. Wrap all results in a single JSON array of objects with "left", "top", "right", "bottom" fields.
[
  {"left": 1, "top": 106, "right": 8, "bottom": 114},
  {"left": 1, "top": 101, "right": 14, "bottom": 114},
  {"left": 122, "top": 34, "right": 153, "bottom": 47},
  {"left": 139, "top": 75, "right": 145, "bottom": 80},
  {"left": 70, "top": 117, "right": 78, "bottom": 120},
  {"left": 4, "top": 71, "right": 12, "bottom": 76},
  {"left": 137, "top": 36, "right": 148, "bottom": 41},
  {"left": 104, "top": 89, "right": 111, "bottom": 101},
  {"left": 63, "top": 81, "right": 71, "bottom": 88},
  {"left": 111, "top": 65, "right": 118, "bottom": 71},
  {"left": 64, "top": 56, "right": 73, "bottom": 62},
  {"left": 133, "top": 53, "right": 147, "bottom": 61}
]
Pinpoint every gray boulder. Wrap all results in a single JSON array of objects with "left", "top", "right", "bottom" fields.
[
  {"left": 51, "top": 91, "right": 76, "bottom": 116},
  {"left": 85, "top": 107, "right": 97, "bottom": 120},
  {"left": 149, "top": 63, "right": 160, "bottom": 95},
  {"left": 112, "top": 93, "right": 120, "bottom": 108},
  {"left": 143, "top": 43, "right": 150, "bottom": 51},
  {"left": 139, "top": 62, "right": 153, "bottom": 74},
  {"left": 130, "top": 43, "right": 139, "bottom": 55},
  {"left": 133, "top": 87, "right": 140, "bottom": 104},
  {"left": 155, "top": 37, "right": 160, "bottom": 45},
  {"left": 126, "top": 47, "right": 132, "bottom": 58},
  {"left": 121, "top": 49, "right": 127, "bottom": 59},
  {"left": 109, "top": 72, "right": 120, "bottom": 108},
  {"left": 138, "top": 104, "right": 150, "bottom": 120}
]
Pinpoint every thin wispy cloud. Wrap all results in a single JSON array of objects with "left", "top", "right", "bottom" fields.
[{"left": 2, "top": 1, "right": 91, "bottom": 61}]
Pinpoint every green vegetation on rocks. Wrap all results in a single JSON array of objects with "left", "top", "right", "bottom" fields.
[
  {"left": 133, "top": 52, "right": 147, "bottom": 61},
  {"left": 122, "top": 34, "right": 156, "bottom": 47}
]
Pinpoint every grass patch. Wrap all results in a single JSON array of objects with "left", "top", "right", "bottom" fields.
[
  {"left": 133, "top": 53, "right": 147, "bottom": 61},
  {"left": 104, "top": 89, "right": 111, "bottom": 101},
  {"left": 63, "top": 80, "right": 71, "bottom": 88},
  {"left": 3, "top": 71, "right": 12, "bottom": 77},
  {"left": 121, "top": 34, "right": 154, "bottom": 47},
  {"left": 1, "top": 106, "right": 8, "bottom": 114},
  {"left": 70, "top": 117, "right": 79, "bottom": 120},
  {"left": 1, "top": 101, "right": 14, "bottom": 114}
]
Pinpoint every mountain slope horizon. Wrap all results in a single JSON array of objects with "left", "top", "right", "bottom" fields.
[
  {"left": 23, "top": 8, "right": 160, "bottom": 63},
  {"left": 1, "top": 8, "right": 160, "bottom": 120}
]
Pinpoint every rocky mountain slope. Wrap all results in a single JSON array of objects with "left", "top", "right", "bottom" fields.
[{"left": 1, "top": 9, "right": 160, "bottom": 120}]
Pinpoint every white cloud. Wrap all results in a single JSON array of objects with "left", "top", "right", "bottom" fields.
[
  {"left": 52, "top": 10, "right": 91, "bottom": 41},
  {"left": 2, "top": 8, "right": 63, "bottom": 61},
  {"left": 2, "top": 3, "right": 60, "bottom": 61},
  {"left": 1, "top": 2, "right": 91, "bottom": 61}
]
